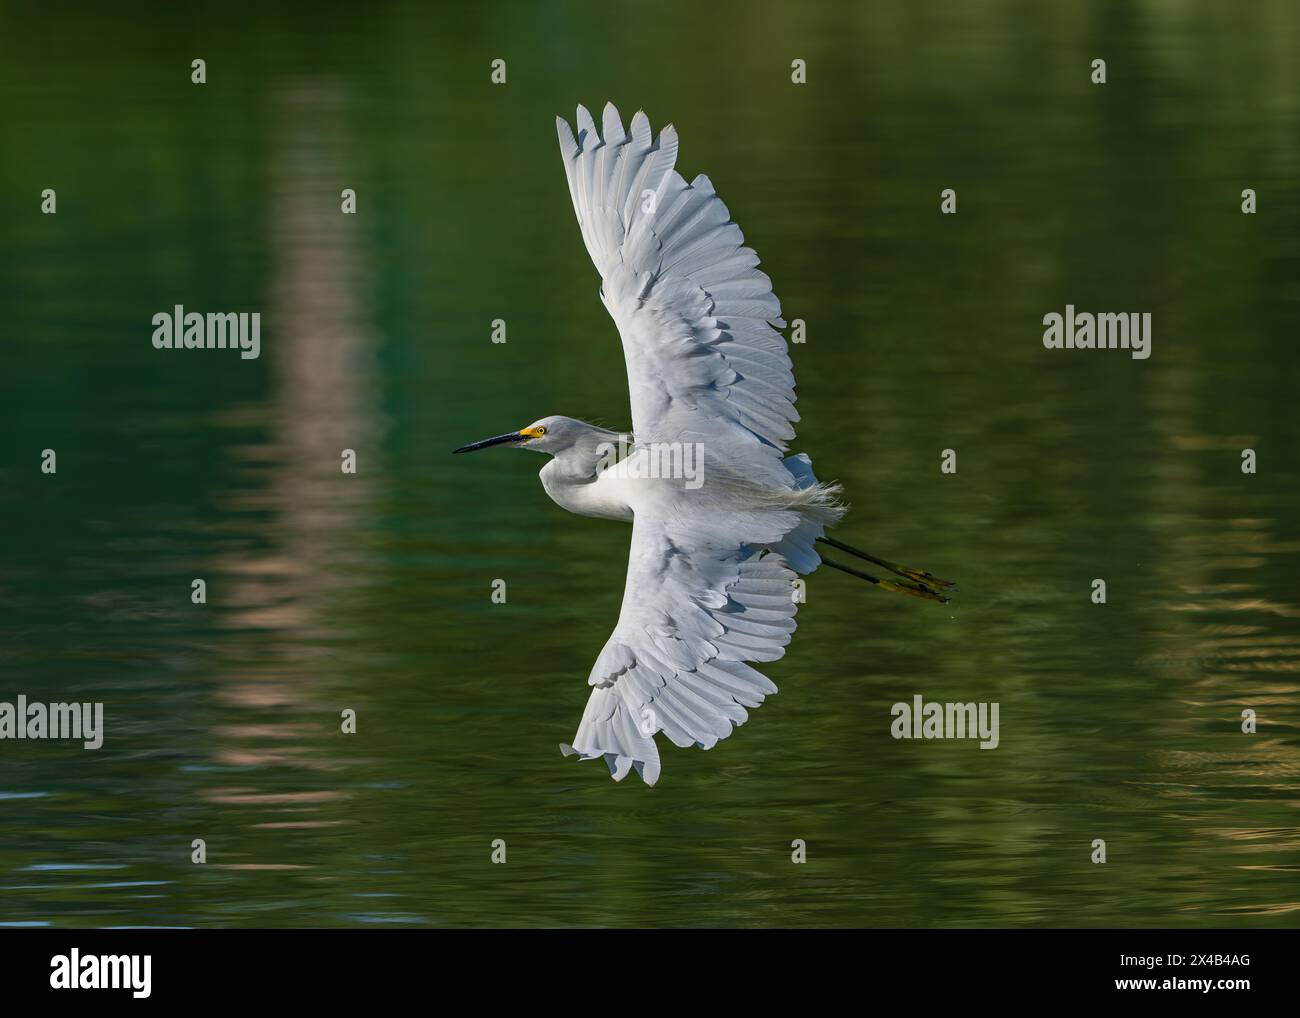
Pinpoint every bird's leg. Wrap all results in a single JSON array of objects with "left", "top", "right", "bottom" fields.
[
  {"left": 819, "top": 556, "right": 952, "bottom": 604},
  {"left": 817, "top": 536, "right": 958, "bottom": 593}
]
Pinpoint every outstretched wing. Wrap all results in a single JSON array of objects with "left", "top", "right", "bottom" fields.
[
  {"left": 556, "top": 102, "right": 798, "bottom": 489},
  {"left": 560, "top": 510, "right": 800, "bottom": 785}
]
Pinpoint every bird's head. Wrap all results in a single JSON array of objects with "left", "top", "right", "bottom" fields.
[{"left": 452, "top": 415, "right": 585, "bottom": 456}]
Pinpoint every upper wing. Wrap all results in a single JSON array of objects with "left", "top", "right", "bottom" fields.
[
  {"left": 556, "top": 102, "right": 798, "bottom": 489},
  {"left": 560, "top": 509, "right": 799, "bottom": 785}
]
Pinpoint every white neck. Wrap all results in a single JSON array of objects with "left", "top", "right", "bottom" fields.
[{"left": 538, "top": 440, "right": 635, "bottom": 522}]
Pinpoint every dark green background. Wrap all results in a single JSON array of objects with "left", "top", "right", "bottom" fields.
[{"left": 1, "top": 1, "right": 1298, "bottom": 927}]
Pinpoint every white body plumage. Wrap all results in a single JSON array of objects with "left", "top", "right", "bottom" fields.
[{"left": 460, "top": 102, "right": 850, "bottom": 785}]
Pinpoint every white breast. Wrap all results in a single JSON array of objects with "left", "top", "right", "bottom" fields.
[{"left": 539, "top": 458, "right": 635, "bottom": 522}]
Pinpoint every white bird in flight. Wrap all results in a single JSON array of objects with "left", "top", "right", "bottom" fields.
[{"left": 455, "top": 102, "right": 956, "bottom": 786}]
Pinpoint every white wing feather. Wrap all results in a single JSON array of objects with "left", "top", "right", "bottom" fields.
[
  {"left": 556, "top": 103, "right": 819, "bottom": 784},
  {"left": 560, "top": 513, "right": 796, "bottom": 786},
  {"left": 556, "top": 102, "right": 798, "bottom": 489}
]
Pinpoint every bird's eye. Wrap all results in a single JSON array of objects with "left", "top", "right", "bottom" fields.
[{"left": 536, "top": 426, "right": 546, "bottom": 435}]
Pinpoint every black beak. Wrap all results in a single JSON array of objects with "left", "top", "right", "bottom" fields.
[{"left": 452, "top": 431, "right": 525, "bottom": 454}]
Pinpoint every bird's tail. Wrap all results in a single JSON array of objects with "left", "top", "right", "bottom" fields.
[{"left": 766, "top": 453, "right": 847, "bottom": 572}]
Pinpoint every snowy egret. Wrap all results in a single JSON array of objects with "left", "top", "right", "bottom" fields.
[{"left": 454, "top": 102, "right": 956, "bottom": 785}]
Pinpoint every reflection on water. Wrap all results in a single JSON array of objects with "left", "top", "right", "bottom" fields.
[
  {"left": 206, "top": 74, "right": 381, "bottom": 807},
  {"left": 0, "top": 2, "right": 1298, "bottom": 927}
]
